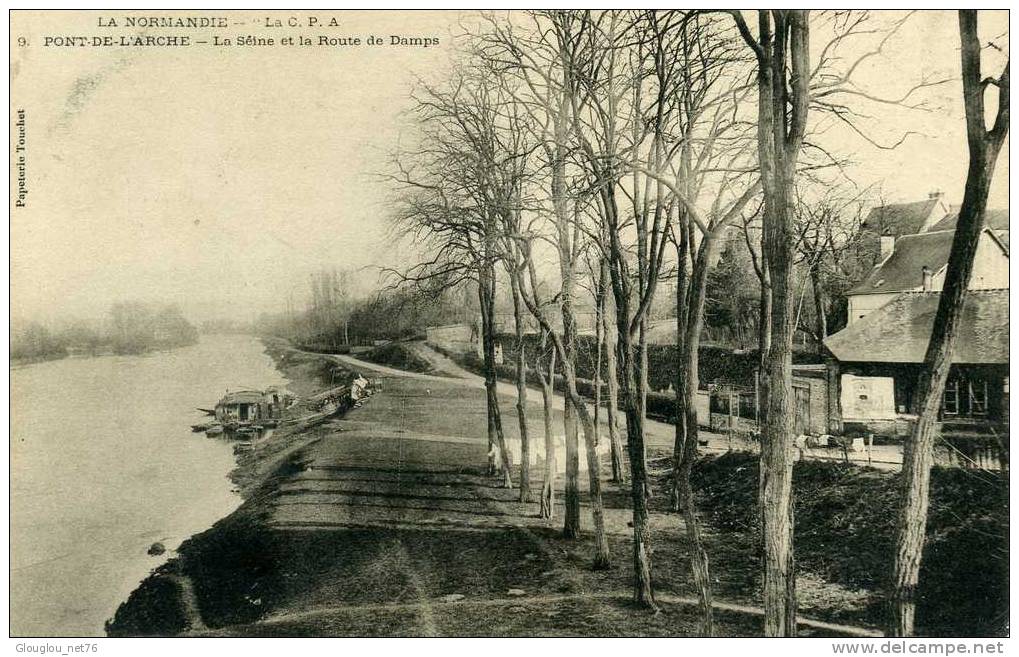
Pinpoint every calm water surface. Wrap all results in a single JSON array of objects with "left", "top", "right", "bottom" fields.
[{"left": 10, "top": 334, "right": 287, "bottom": 636}]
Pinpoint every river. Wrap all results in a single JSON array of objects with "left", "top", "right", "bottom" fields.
[{"left": 10, "top": 334, "right": 288, "bottom": 637}]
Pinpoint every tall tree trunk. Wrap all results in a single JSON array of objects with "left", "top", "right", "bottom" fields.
[
  {"left": 601, "top": 182, "right": 655, "bottom": 607},
  {"left": 561, "top": 294, "right": 582, "bottom": 539},
  {"left": 744, "top": 10, "right": 811, "bottom": 637},
  {"left": 518, "top": 253, "right": 610, "bottom": 566},
  {"left": 561, "top": 286, "right": 611, "bottom": 567},
  {"left": 620, "top": 329, "right": 656, "bottom": 607},
  {"left": 889, "top": 11, "right": 1008, "bottom": 636},
  {"left": 676, "top": 234, "right": 719, "bottom": 635},
  {"left": 602, "top": 257, "right": 625, "bottom": 482},
  {"left": 538, "top": 332, "right": 558, "bottom": 520},
  {"left": 510, "top": 273, "right": 531, "bottom": 502},
  {"left": 479, "top": 264, "right": 513, "bottom": 488},
  {"left": 547, "top": 119, "right": 582, "bottom": 539},
  {"left": 639, "top": 319, "right": 650, "bottom": 421},
  {"left": 757, "top": 270, "right": 772, "bottom": 407},
  {"left": 636, "top": 319, "right": 653, "bottom": 502},
  {"left": 575, "top": 394, "right": 612, "bottom": 570},
  {"left": 671, "top": 212, "right": 692, "bottom": 511},
  {"left": 756, "top": 261, "right": 772, "bottom": 528},
  {"left": 594, "top": 270, "right": 604, "bottom": 449},
  {"left": 759, "top": 179, "right": 798, "bottom": 638}
]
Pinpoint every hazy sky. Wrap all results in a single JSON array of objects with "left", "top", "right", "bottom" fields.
[{"left": 9, "top": 10, "right": 1009, "bottom": 325}]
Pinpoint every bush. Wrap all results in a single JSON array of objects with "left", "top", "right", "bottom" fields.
[
  {"left": 364, "top": 342, "right": 433, "bottom": 374},
  {"left": 495, "top": 333, "right": 815, "bottom": 392}
]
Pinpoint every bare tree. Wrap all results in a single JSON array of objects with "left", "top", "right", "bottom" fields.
[
  {"left": 732, "top": 9, "right": 811, "bottom": 637},
  {"left": 491, "top": 83, "right": 537, "bottom": 504},
  {"left": 585, "top": 244, "right": 626, "bottom": 483},
  {"left": 388, "top": 68, "right": 519, "bottom": 487},
  {"left": 514, "top": 232, "right": 612, "bottom": 568},
  {"left": 615, "top": 11, "right": 760, "bottom": 629},
  {"left": 564, "top": 10, "right": 677, "bottom": 607},
  {"left": 600, "top": 253, "right": 626, "bottom": 482},
  {"left": 791, "top": 190, "right": 866, "bottom": 355},
  {"left": 477, "top": 11, "right": 613, "bottom": 563},
  {"left": 888, "top": 10, "right": 1008, "bottom": 637},
  {"left": 535, "top": 327, "right": 558, "bottom": 518}
]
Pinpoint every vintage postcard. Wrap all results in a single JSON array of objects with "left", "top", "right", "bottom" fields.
[{"left": 8, "top": 8, "right": 1009, "bottom": 645}]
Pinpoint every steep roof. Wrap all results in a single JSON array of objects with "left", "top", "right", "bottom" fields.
[
  {"left": 930, "top": 208, "right": 1009, "bottom": 232},
  {"left": 849, "top": 228, "right": 1009, "bottom": 296},
  {"left": 824, "top": 289, "right": 1008, "bottom": 365},
  {"left": 861, "top": 199, "right": 941, "bottom": 236},
  {"left": 848, "top": 230, "right": 956, "bottom": 295}
]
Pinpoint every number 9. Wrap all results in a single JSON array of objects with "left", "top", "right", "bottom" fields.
[{"left": 17, "top": 37, "right": 27, "bottom": 46}]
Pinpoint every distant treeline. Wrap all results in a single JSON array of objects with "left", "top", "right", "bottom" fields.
[
  {"left": 11, "top": 302, "right": 199, "bottom": 363},
  {"left": 255, "top": 275, "right": 474, "bottom": 348}
]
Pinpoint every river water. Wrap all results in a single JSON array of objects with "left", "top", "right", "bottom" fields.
[{"left": 10, "top": 334, "right": 288, "bottom": 637}]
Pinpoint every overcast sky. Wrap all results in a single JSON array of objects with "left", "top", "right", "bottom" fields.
[{"left": 9, "top": 10, "right": 1009, "bottom": 326}]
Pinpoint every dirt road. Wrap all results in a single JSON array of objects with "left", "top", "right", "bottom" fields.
[{"left": 333, "top": 342, "right": 906, "bottom": 470}]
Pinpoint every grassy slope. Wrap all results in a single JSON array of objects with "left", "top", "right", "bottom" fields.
[{"left": 681, "top": 452, "right": 1008, "bottom": 637}]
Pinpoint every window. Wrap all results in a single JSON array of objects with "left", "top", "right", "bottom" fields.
[
  {"left": 943, "top": 379, "right": 960, "bottom": 416},
  {"left": 969, "top": 379, "right": 989, "bottom": 416}
]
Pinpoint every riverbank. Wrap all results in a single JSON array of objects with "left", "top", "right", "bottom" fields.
[
  {"left": 10, "top": 352, "right": 68, "bottom": 368},
  {"left": 11, "top": 336, "right": 278, "bottom": 636},
  {"left": 105, "top": 338, "right": 1003, "bottom": 637},
  {"left": 105, "top": 341, "right": 344, "bottom": 635}
]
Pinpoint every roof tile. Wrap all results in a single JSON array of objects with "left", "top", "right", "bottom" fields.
[
  {"left": 824, "top": 289, "right": 1008, "bottom": 364},
  {"left": 848, "top": 230, "right": 956, "bottom": 295},
  {"left": 861, "top": 199, "right": 940, "bottom": 236}
]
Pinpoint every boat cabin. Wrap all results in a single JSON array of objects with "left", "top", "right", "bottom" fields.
[{"left": 215, "top": 389, "right": 283, "bottom": 427}]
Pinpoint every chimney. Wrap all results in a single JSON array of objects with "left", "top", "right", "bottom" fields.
[
  {"left": 922, "top": 266, "right": 933, "bottom": 291},
  {"left": 880, "top": 234, "right": 895, "bottom": 260}
]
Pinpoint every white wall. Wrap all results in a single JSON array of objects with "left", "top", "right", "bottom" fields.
[
  {"left": 847, "top": 293, "right": 898, "bottom": 324},
  {"left": 939, "top": 233, "right": 1009, "bottom": 289},
  {"left": 841, "top": 374, "right": 897, "bottom": 420}
]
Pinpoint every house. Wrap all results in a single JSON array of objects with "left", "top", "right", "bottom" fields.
[
  {"left": 823, "top": 289, "right": 1008, "bottom": 434},
  {"left": 858, "top": 192, "right": 950, "bottom": 264},
  {"left": 845, "top": 228, "right": 1009, "bottom": 324}
]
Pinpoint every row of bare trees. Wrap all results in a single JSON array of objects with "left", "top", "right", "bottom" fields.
[{"left": 386, "top": 9, "right": 1007, "bottom": 637}]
